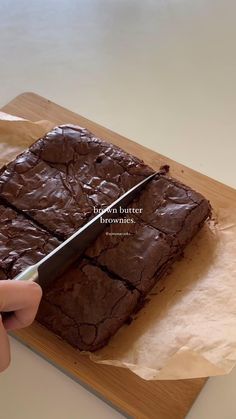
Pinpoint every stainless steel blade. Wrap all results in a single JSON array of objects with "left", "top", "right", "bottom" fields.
[{"left": 14, "top": 171, "right": 158, "bottom": 289}]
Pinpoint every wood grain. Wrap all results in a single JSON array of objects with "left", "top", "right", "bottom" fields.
[{"left": 1, "top": 92, "right": 220, "bottom": 419}]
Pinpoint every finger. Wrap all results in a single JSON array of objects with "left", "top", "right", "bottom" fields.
[
  {"left": 0, "top": 280, "right": 42, "bottom": 330},
  {"left": 0, "top": 315, "right": 10, "bottom": 372}
]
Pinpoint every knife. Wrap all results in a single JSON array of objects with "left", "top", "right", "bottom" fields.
[{"left": 3, "top": 171, "right": 157, "bottom": 296}]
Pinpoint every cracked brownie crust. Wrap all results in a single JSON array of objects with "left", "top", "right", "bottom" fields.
[
  {"left": 0, "top": 203, "right": 60, "bottom": 280},
  {"left": 85, "top": 220, "right": 173, "bottom": 294},
  {"left": 37, "top": 260, "right": 140, "bottom": 351},
  {"left": 29, "top": 125, "right": 152, "bottom": 183},
  {"left": 130, "top": 174, "right": 211, "bottom": 244},
  {"left": 0, "top": 151, "right": 96, "bottom": 239},
  {"left": 0, "top": 126, "right": 153, "bottom": 239},
  {"left": 0, "top": 124, "right": 211, "bottom": 351}
]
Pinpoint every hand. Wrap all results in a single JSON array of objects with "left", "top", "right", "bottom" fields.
[{"left": 0, "top": 280, "right": 42, "bottom": 372}]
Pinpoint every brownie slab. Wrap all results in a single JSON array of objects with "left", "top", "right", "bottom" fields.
[
  {"left": 0, "top": 124, "right": 211, "bottom": 352},
  {"left": 37, "top": 259, "right": 140, "bottom": 351},
  {"left": 0, "top": 203, "right": 60, "bottom": 280}
]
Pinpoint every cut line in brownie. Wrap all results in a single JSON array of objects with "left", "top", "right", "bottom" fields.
[
  {"left": 85, "top": 174, "right": 211, "bottom": 295},
  {"left": 0, "top": 151, "right": 95, "bottom": 239}
]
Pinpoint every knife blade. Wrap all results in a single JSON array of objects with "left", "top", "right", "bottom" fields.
[{"left": 11, "top": 171, "right": 158, "bottom": 288}]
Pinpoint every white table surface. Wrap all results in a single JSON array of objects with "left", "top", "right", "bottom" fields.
[{"left": 0, "top": 1, "right": 235, "bottom": 418}]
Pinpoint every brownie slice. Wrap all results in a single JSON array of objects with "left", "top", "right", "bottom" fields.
[
  {"left": 37, "top": 259, "right": 139, "bottom": 351},
  {"left": 130, "top": 174, "right": 210, "bottom": 244},
  {"left": 0, "top": 151, "right": 94, "bottom": 239},
  {"left": 0, "top": 203, "right": 60, "bottom": 280}
]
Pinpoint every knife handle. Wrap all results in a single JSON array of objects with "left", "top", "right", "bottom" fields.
[{"left": 1, "top": 265, "right": 39, "bottom": 323}]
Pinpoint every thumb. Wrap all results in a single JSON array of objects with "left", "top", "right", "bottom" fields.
[
  {"left": 0, "top": 315, "right": 10, "bottom": 372},
  {"left": 0, "top": 280, "right": 42, "bottom": 331}
]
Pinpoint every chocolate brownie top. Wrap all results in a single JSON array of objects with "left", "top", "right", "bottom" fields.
[
  {"left": 0, "top": 203, "right": 60, "bottom": 280},
  {"left": 130, "top": 175, "right": 210, "bottom": 243},
  {"left": 0, "top": 125, "right": 153, "bottom": 239},
  {"left": 85, "top": 219, "right": 172, "bottom": 294},
  {"left": 0, "top": 124, "right": 211, "bottom": 352},
  {"left": 37, "top": 259, "right": 139, "bottom": 351},
  {"left": 85, "top": 174, "right": 210, "bottom": 294},
  {"left": 30, "top": 125, "right": 153, "bottom": 194}
]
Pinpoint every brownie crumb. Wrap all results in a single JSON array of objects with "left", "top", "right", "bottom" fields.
[{"left": 159, "top": 164, "right": 170, "bottom": 174}]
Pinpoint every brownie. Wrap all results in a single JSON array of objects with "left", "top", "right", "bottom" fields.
[
  {"left": 130, "top": 174, "right": 210, "bottom": 245},
  {"left": 0, "top": 203, "right": 60, "bottom": 280},
  {"left": 29, "top": 125, "right": 153, "bottom": 191},
  {"left": 0, "top": 124, "right": 211, "bottom": 351},
  {"left": 37, "top": 169, "right": 210, "bottom": 350},
  {"left": 37, "top": 259, "right": 139, "bottom": 351},
  {"left": 0, "top": 126, "right": 152, "bottom": 239}
]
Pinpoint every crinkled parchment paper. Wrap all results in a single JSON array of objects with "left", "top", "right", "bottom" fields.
[{"left": 0, "top": 112, "right": 236, "bottom": 380}]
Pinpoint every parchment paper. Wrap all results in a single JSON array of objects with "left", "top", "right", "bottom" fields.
[{"left": 0, "top": 112, "right": 236, "bottom": 380}]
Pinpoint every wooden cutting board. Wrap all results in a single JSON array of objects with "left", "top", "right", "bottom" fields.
[{"left": 1, "top": 92, "right": 217, "bottom": 419}]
